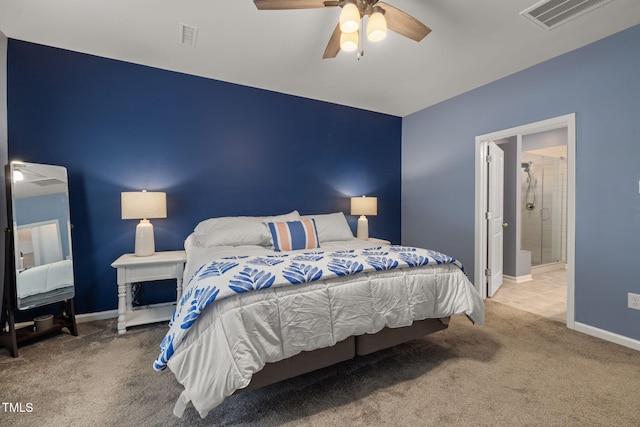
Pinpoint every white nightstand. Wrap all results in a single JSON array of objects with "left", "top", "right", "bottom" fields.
[
  {"left": 367, "top": 237, "right": 391, "bottom": 245},
  {"left": 111, "top": 250, "right": 186, "bottom": 334}
]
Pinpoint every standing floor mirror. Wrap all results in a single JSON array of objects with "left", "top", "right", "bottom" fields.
[{"left": 1, "top": 161, "right": 77, "bottom": 357}]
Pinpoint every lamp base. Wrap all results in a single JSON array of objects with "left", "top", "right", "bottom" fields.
[
  {"left": 135, "top": 219, "right": 155, "bottom": 257},
  {"left": 356, "top": 215, "right": 369, "bottom": 240}
]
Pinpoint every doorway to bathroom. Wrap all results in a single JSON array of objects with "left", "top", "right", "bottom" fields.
[
  {"left": 474, "top": 114, "right": 575, "bottom": 328},
  {"left": 521, "top": 141, "right": 567, "bottom": 274}
]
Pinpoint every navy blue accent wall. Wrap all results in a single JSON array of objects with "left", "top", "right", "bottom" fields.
[
  {"left": 7, "top": 40, "right": 402, "bottom": 314},
  {"left": 403, "top": 24, "right": 640, "bottom": 341}
]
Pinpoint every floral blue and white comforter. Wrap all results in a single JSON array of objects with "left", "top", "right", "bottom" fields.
[
  {"left": 155, "top": 244, "right": 462, "bottom": 371},
  {"left": 159, "top": 239, "right": 484, "bottom": 418}
]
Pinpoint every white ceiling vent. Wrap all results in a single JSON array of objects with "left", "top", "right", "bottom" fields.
[
  {"left": 31, "top": 178, "right": 65, "bottom": 186},
  {"left": 179, "top": 23, "right": 198, "bottom": 47},
  {"left": 521, "top": 0, "right": 614, "bottom": 30}
]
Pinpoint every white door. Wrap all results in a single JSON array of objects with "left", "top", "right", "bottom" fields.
[
  {"left": 31, "top": 222, "right": 63, "bottom": 266},
  {"left": 487, "top": 141, "right": 504, "bottom": 297}
]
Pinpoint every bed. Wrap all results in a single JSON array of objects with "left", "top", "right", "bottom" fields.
[
  {"left": 154, "top": 211, "right": 484, "bottom": 418},
  {"left": 17, "top": 259, "right": 75, "bottom": 308}
]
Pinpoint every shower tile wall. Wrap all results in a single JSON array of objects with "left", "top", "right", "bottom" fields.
[{"left": 521, "top": 152, "right": 567, "bottom": 266}]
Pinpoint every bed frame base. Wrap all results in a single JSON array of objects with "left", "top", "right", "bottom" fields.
[{"left": 239, "top": 317, "right": 450, "bottom": 393}]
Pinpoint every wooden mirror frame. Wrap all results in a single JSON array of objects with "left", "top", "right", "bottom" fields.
[{"left": 0, "top": 162, "right": 77, "bottom": 357}]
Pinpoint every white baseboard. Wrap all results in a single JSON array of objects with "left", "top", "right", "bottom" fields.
[
  {"left": 15, "top": 310, "right": 640, "bottom": 354},
  {"left": 503, "top": 274, "right": 533, "bottom": 284},
  {"left": 574, "top": 322, "right": 640, "bottom": 352},
  {"left": 76, "top": 309, "right": 118, "bottom": 323},
  {"left": 531, "top": 262, "right": 566, "bottom": 275},
  {"left": 15, "top": 309, "right": 118, "bottom": 329}
]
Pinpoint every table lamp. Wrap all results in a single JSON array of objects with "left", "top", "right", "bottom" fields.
[
  {"left": 121, "top": 190, "right": 167, "bottom": 256},
  {"left": 351, "top": 195, "right": 377, "bottom": 240}
]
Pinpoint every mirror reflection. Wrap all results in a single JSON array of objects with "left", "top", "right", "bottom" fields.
[{"left": 10, "top": 162, "right": 75, "bottom": 310}]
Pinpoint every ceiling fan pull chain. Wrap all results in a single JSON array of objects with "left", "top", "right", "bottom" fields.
[{"left": 357, "top": 21, "right": 365, "bottom": 60}]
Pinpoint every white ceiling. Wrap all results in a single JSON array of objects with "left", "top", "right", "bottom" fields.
[{"left": 1, "top": 0, "right": 640, "bottom": 117}]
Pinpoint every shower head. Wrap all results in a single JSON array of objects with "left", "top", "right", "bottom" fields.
[{"left": 521, "top": 161, "right": 532, "bottom": 172}]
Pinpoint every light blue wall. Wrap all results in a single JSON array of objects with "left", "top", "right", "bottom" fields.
[
  {"left": 501, "top": 137, "right": 517, "bottom": 277},
  {"left": 403, "top": 24, "right": 640, "bottom": 341},
  {"left": 522, "top": 127, "right": 567, "bottom": 151},
  {"left": 14, "top": 193, "right": 72, "bottom": 259}
]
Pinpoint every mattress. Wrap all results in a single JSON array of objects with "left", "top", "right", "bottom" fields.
[{"left": 17, "top": 259, "right": 74, "bottom": 298}]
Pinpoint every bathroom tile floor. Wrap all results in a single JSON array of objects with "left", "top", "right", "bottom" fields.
[{"left": 491, "top": 268, "right": 567, "bottom": 323}]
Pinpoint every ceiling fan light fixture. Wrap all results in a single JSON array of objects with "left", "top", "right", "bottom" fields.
[
  {"left": 340, "top": 1, "right": 360, "bottom": 34},
  {"left": 367, "top": 7, "right": 387, "bottom": 42},
  {"left": 340, "top": 30, "right": 358, "bottom": 52}
]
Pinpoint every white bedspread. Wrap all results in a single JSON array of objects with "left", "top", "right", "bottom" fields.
[
  {"left": 17, "top": 259, "right": 74, "bottom": 298},
  {"left": 165, "top": 240, "right": 484, "bottom": 418}
]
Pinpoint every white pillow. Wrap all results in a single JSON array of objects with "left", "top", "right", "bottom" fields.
[
  {"left": 184, "top": 233, "right": 199, "bottom": 251},
  {"left": 194, "top": 210, "right": 300, "bottom": 247},
  {"left": 300, "top": 212, "right": 354, "bottom": 242}
]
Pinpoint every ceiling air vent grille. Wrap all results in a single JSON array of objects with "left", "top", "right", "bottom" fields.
[
  {"left": 521, "top": 0, "right": 613, "bottom": 30},
  {"left": 32, "top": 178, "right": 65, "bottom": 186},
  {"left": 179, "top": 23, "right": 198, "bottom": 47}
]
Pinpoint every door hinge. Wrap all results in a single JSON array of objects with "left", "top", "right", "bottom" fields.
[
  {"left": 485, "top": 211, "right": 492, "bottom": 220},
  {"left": 485, "top": 268, "right": 492, "bottom": 276},
  {"left": 486, "top": 154, "right": 493, "bottom": 163}
]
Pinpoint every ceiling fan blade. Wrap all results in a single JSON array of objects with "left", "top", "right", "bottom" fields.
[
  {"left": 322, "top": 24, "right": 341, "bottom": 59},
  {"left": 378, "top": 2, "right": 431, "bottom": 42},
  {"left": 254, "top": 0, "right": 330, "bottom": 10}
]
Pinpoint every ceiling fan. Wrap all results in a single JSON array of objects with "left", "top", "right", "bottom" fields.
[{"left": 253, "top": 0, "right": 432, "bottom": 59}]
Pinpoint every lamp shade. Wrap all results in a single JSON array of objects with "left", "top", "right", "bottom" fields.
[
  {"left": 340, "top": 1, "right": 360, "bottom": 34},
  {"left": 367, "top": 8, "right": 387, "bottom": 42},
  {"left": 121, "top": 191, "right": 167, "bottom": 220},
  {"left": 340, "top": 30, "right": 359, "bottom": 52},
  {"left": 351, "top": 196, "right": 377, "bottom": 216}
]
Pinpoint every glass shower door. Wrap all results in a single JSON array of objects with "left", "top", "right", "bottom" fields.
[{"left": 521, "top": 152, "right": 567, "bottom": 267}]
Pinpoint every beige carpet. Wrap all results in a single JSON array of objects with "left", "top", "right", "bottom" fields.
[{"left": 2, "top": 301, "right": 639, "bottom": 426}]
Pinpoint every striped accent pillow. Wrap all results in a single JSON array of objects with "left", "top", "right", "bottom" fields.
[{"left": 266, "top": 219, "right": 320, "bottom": 252}]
